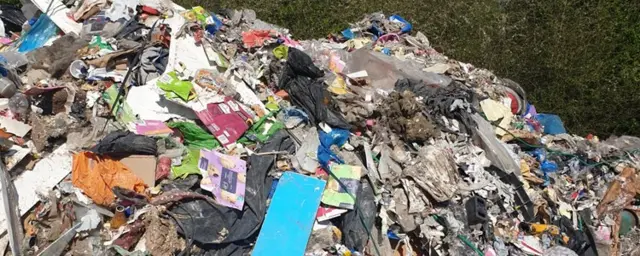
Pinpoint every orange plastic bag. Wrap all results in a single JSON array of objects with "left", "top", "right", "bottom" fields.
[{"left": 72, "top": 152, "right": 147, "bottom": 206}]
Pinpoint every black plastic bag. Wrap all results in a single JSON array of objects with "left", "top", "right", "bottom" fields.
[
  {"left": 168, "top": 132, "right": 294, "bottom": 256},
  {"left": 0, "top": 5, "right": 27, "bottom": 34},
  {"left": 115, "top": 19, "right": 148, "bottom": 42},
  {"left": 341, "top": 178, "right": 376, "bottom": 252},
  {"left": 279, "top": 48, "right": 352, "bottom": 130},
  {"left": 91, "top": 131, "right": 157, "bottom": 156},
  {"left": 395, "top": 78, "right": 438, "bottom": 98},
  {"left": 395, "top": 78, "right": 478, "bottom": 135}
]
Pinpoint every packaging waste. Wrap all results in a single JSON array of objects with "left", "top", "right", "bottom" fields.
[{"left": 0, "top": 1, "right": 636, "bottom": 256}]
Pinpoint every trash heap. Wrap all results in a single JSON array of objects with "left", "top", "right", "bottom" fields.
[{"left": 0, "top": 1, "right": 639, "bottom": 256}]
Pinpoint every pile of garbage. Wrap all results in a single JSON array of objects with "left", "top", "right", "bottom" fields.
[{"left": 0, "top": 0, "right": 639, "bottom": 255}]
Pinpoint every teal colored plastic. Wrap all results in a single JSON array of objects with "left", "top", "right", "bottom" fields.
[
  {"left": 253, "top": 172, "right": 326, "bottom": 256},
  {"left": 537, "top": 113, "right": 567, "bottom": 135},
  {"left": 18, "top": 15, "right": 58, "bottom": 53},
  {"left": 619, "top": 210, "right": 637, "bottom": 236}
]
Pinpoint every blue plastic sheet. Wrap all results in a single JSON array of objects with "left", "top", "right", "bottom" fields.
[
  {"left": 317, "top": 128, "right": 350, "bottom": 168},
  {"left": 18, "top": 15, "right": 58, "bottom": 53},
  {"left": 389, "top": 15, "right": 412, "bottom": 33},
  {"left": 205, "top": 13, "right": 223, "bottom": 35},
  {"left": 529, "top": 148, "right": 558, "bottom": 186},
  {"left": 369, "top": 24, "right": 383, "bottom": 38},
  {"left": 341, "top": 28, "right": 355, "bottom": 40},
  {"left": 537, "top": 113, "right": 567, "bottom": 135}
]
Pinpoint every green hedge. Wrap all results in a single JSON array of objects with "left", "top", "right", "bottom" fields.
[{"left": 0, "top": 0, "right": 19, "bottom": 5}]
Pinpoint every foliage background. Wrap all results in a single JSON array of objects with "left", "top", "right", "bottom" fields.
[{"left": 4, "top": 0, "right": 640, "bottom": 136}]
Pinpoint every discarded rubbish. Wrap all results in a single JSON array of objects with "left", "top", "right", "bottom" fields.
[
  {"left": 321, "top": 164, "right": 361, "bottom": 210},
  {"left": 0, "top": 1, "right": 636, "bottom": 256},
  {"left": 198, "top": 149, "right": 247, "bottom": 210},
  {"left": 253, "top": 172, "right": 326, "bottom": 256}
]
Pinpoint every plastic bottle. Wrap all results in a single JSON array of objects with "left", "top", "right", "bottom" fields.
[
  {"left": 110, "top": 205, "right": 127, "bottom": 229},
  {"left": 0, "top": 77, "right": 17, "bottom": 98}
]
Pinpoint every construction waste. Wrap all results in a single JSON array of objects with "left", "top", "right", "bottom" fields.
[{"left": 0, "top": 1, "right": 637, "bottom": 255}]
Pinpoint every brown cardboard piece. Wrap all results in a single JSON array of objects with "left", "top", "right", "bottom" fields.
[{"left": 120, "top": 155, "right": 157, "bottom": 187}]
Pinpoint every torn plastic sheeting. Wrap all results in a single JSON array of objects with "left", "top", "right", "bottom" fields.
[
  {"left": 105, "top": 0, "right": 139, "bottom": 22},
  {"left": 537, "top": 113, "right": 567, "bottom": 135},
  {"left": 226, "top": 69, "right": 269, "bottom": 114},
  {"left": 389, "top": 15, "right": 412, "bottom": 33},
  {"left": 238, "top": 113, "right": 285, "bottom": 144},
  {"left": 171, "top": 147, "right": 201, "bottom": 179},
  {"left": 279, "top": 47, "right": 352, "bottom": 130},
  {"left": 604, "top": 135, "right": 640, "bottom": 152},
  {"left": 346, "top": 49, "right": 451, "bottom": 92},
  {"left": 0, "top": 151, "right": 22, "bottom": 256},
  {"left": 376, "top": 145, "right": 403, "bottom": 185},
  {"left": 18, "top": 14, "right": 58, "bottom": 53},
  {"left": 168, "top": 121, "right": 220, "bottom": 149},
  {"left": 72, "top": 151, "right": 147, "bottom": 206},
  {"left": 168, "top": 132, "right": 294, "bottom": 255},
  {"left": 126, "top": 85, "right": 198, "bottom": 121},
  {"left": 318, "top": 128, "right": 350, "bottom": 168},
  {"left": 472, "top": 113, "right": 521, "bottom": 176},
  {"left": 341, "top": 178, "right": 376, "bottom": 252},
  {"left": 0, "top": 144, "right": 72, "bottom": 235},
  {"left": 294, "top": 128, "right": 320, "bottom": 173},
  {"left": 91, "top": 131, "right": 158, "bottom": 157},
  {"left": 422, "top": 84, "right": 479, "bottom": 135},
  {"left": 481, "top": 98, "right": 513, "bottom": 136},
  {"left": 27, "top": 0, "right": 82, "bottom": 34},
  {"left": 77, "top": 209, "right": 102, "bottom": 232},
  {"left": 391, "top": 187, "right": 418, "bottom": 232},
  {"left": 165, "top": 16, "right": 213, "bottom": 72},
  {"left": 402, "top": 143, "right": 459, "bottom": 202},
  {"left": 402, "top": 179, "right": 430, "bottom": 214},
  {"left": 0, "top": 5, "right": 26, "bottom": 34}
]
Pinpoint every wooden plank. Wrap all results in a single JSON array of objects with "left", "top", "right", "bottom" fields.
[{"left": 253, "top": 172, "right": 326, "bottom": 256}]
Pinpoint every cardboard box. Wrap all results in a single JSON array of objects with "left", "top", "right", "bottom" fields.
[{"left": 120, "top": 155, "right": 157, "bottom": 187}]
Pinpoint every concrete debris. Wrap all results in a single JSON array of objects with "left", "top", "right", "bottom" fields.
[{"left": 0, "top": 1, "right": 636, "bottom": 256}]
